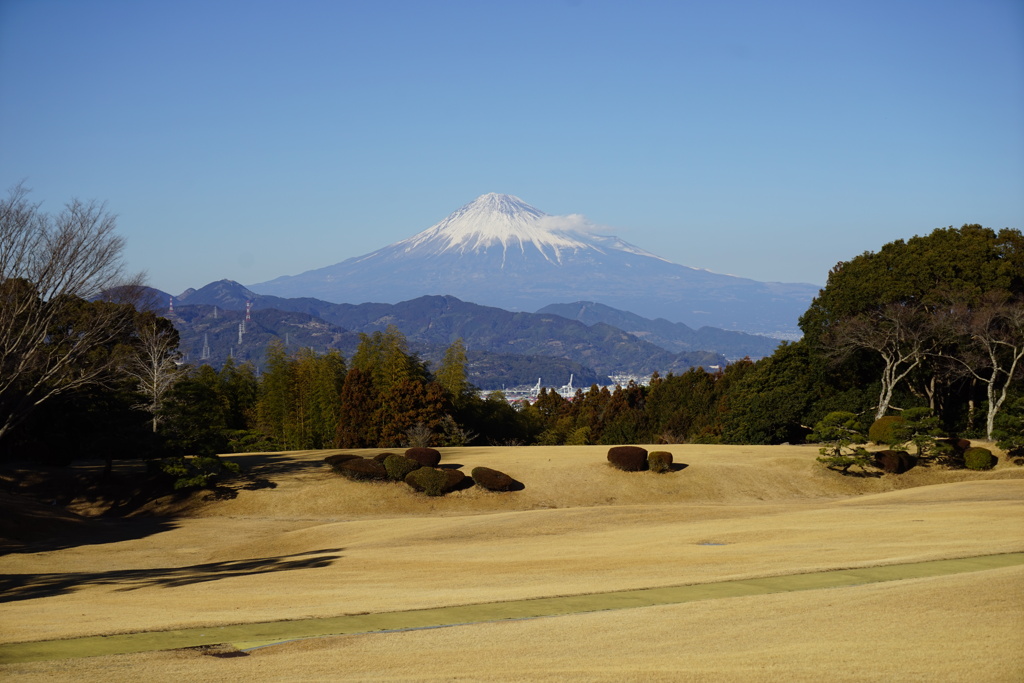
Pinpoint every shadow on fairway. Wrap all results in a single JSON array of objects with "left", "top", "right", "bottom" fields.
[
  {"left": 0, "top": 548, "right": 343, "bottom": 603},
  {"left": 235, "top": 453, "right": 330, "bottom": 477},
  {"left": 193, "top": 452, "right": 331, "bottom": 501}
]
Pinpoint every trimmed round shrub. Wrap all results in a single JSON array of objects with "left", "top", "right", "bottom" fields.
[
  {"left": 607, "top": 446, "right": 648, "bottom": 471},
  {"left": 443, "top": 468, "right": 468, "bottom": 492},
  {"left": 648, "top": 451, "right": 674, "bottom": 473},
  {"left": 373, "top": 452, "right": 399, "bottom": 463},
  {"left": 963, "top": 447, "right": 996, "bottom": 471},
  {"left": 873, "top": 450, "right": 917, "bottom": 474},
  {"left": 335, "top": 457, "right": 388, "bottom": 481},
  {"left": 934, "top": 438, "right": 970, "bottom": 466},
  {"left": 472, "top": 466, "right": 521, "bottom": 492},
  {"left": 405, "top": 467, "right": 450, "bottom": 496},
  {"left": 324, "top": 453, "right": 362, "bottom": 469},
  {"left": 869, "top": 416, "right": 906, "bottom": 446},
  {"left": 405, "top": 447, "right": 442, "bottom": 467},
  {"left": 383, "top": 454, "right": 421, "bottom": 481}
]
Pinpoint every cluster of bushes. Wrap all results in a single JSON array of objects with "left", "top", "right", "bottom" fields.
[
  {"left": 606, "top": 446, "right": 677, "bottom": 473},
  {"left": 814, "top": 410, "right": 1000, "bottom": 475},
  {"left": 325, "top": 448, "right": 522, "bottom": 496},
  {"left": 151, "top": 454, "right": 242, "bottom": 490}
]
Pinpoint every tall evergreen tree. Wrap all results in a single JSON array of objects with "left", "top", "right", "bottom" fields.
[
  {"left": 437, "top": 338, "right": 471, "bottom": 402},
  {"left": 219, "top": 358, "right": 258, "bottom": 431},
  {"left": 336, "top": 367, "right": 380, "bottom": 448},
  {"left": 256, "top": 340, "right": 293, "bottom": 448},
  {"left": 162, "top": 365, "right": 229, "bottom": 456}
]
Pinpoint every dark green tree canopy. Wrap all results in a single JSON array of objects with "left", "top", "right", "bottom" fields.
[{"left": 800, "top": 224, "right": 1024, "bottom": 346}]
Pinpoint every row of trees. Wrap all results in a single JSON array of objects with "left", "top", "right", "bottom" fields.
[
  {"left": 151, "top": 331, "right": 505, "bottom": 453},
  {"left": 1, "top": 181, "right": 1021, "bottom": 469}
]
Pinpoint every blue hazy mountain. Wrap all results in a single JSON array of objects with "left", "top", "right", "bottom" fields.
[
  {"left": 537, "top": 301, "right": 780, "bottom": 360},
  {"left": 169, "top": 281, "right": 725, "bottom": 385}
]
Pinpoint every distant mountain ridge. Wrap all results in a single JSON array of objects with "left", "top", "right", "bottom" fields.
[
  {"left": 537, "top": 302, "right": 779, "bottom": 360},
  {"left": 250, "top": 193, "right": 819, "bottom": 335},
  {"left": 166, "top": 302, "right": 605, "bottom": 388},
  {"left": 164, "top": 280, "right": 733, "bottom": 386}
]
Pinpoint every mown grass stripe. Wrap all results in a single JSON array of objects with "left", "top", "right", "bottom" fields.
[{"left": 2, "top": 552, "right": 1022, "bottom": 664}]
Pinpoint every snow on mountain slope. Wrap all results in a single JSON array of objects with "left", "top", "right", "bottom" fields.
[
  {"left": 380, "top": 193, "right": 668, "bottom": 267},
  {"left": 251, "top": 194, "right": 819, "bottom": 335}
]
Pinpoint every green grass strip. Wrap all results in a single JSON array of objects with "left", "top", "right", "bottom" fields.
[{"left": 2, "top": 552, "right": 1022, "bottom": 664}]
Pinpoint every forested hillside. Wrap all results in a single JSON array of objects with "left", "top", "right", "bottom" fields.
[{"left": 164, "top": 288, "right": 726, "bottom": 387}]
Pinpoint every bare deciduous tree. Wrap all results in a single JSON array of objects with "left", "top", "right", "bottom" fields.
[
  {"left": 826, "top": 303, "right": 931, "bottom": 421},
  {"left": 940, "top": 293, "right": 1024, "bottom": 439},
  {"left": 122, "top": 314, "right": 182, "bottom": 433},
  {"left": 0, "top": 184, "right": 143, "bottom": 443}
]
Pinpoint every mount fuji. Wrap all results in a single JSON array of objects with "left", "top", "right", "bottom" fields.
[{"left": 251, "top": 193, "right": 819, "bottom": 335}]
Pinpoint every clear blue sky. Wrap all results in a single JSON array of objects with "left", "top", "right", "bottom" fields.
[{"left": 2, "top": 0, "right": 1022, "bottom": 297}]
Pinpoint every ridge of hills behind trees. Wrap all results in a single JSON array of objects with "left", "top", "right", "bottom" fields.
[
  {"left": 1, "top": 181, "right": 1021, "bottom": 488},
  {"left": 158, "top": 282, "right": 773, "bottom": 386}
]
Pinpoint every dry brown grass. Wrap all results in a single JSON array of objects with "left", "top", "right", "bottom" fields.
[{"left": 1, "top": 443, "right": 1022, "bottom": 680}]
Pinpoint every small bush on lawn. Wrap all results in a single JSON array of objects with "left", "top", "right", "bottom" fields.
[
  {"left": 899, "top": 407, "right": 943, "bottom": 456},
  {"left": 325, "top": 453, "right": 362, "bottom": 469},
  {"left": 869, "top": 416, "right": 906, "bottom": 447},
  {"left": 336, "top": 457, "right": 388, "bottom": 481},
  {"left": 405, "top": 467, "right": 450, "bottom": 496},
  {"left": 383, "top": 454, "right": 421, "bottom": 481},
  {"left": 816, "top": 449, "right": 874, "bottom": 475},
  {"left": 873, "top": 450, "right": 917, "bottom": 474},
  {"left": 373, "top": 452, "right": 399, "bottom": 463},
  {"left": 648, "top": 451, "right": 673, "bottom": 473},
  {"left": 810, "top": 412, "right": 867, "bottom": 454},
  {"left": 993, "top": 397, "right": 1024, "bottom": 457},
  {"left": 963, "top": 447, "right": 996, "bottom": 471},
  {"left": 812, "top": 412, "right": 873, "bottom": 474},
  {"left": 443, "top": 469, "right": 468, "bottom": 492},
  {"left": 472, "top": 467, "right": 522, "bottom": 491},
  {"left": 934, "top": 438, "right": 970, "bottom": 467},
  {"left": 154, "top": 455, "right": 241, "bottom": 490},
  {"left": 405, "top": 447, "right": 441, "bottom": 467},
  {"left": 607, "top": 446, "right": 648, "bottom": 471}
]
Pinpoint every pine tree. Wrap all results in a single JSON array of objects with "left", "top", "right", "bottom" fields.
[{"left": 336, "top": 367, "right": 380, "bottom": 448}]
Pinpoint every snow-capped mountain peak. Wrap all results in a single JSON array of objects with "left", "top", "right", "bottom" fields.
[
  {"left": 250, "top": 193, "right": 820, "bottom": 335},
  {"left": 396, "top": 193, "right": 592, "bottom": 264}
]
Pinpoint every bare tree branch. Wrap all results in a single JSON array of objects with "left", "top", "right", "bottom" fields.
[
  {"left": 121, "top": 315, "right": 182, "bottom": 433},
  {"left": 825, "top": 303, "right": 930, "bottom": 421},
  {"left": 0, "top": 184, "right": 144, "bottom": 443},
  {"left": 936, "top": 292, "right": 1024, "bottom": 439}
]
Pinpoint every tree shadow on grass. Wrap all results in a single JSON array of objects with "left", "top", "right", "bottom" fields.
[
  {"left": 185, "top": 452, "right": 332, "bottom": 502},
  {"left": 450, "top": 475, "right": 476, "bottom": 492},
  {"left": 825, "top": 467, "right": 884, "bottom": 478},
  {"left": 229, "top": 452, "right": 331, "bottom": 477},
  {"left": 0, "top": 493, "right": 182, "bottom": 556},
  {"left": 0, "top": 548, "right": 343, "bottom": 603}
]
